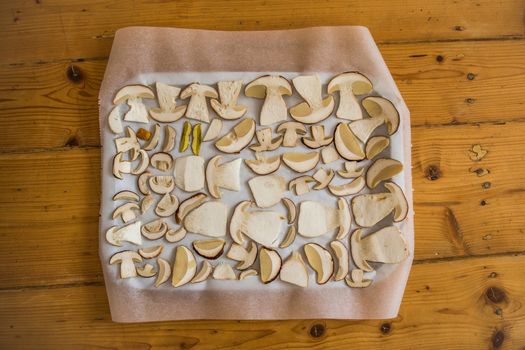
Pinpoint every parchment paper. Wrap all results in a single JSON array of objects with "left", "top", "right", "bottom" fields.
[{"left": 98, "top": 26, "right": 414, "bottom": 322}]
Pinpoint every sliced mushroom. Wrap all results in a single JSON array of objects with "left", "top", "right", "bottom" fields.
[
  {"left": 226, "top": 241, "right": 257, "bottom": 270},
  {"left": 303, "top": 243, "right": 334, "bottom": 284},
  {"left": 213, "top": 263, "right": 237, "bottom": 280},
  {"left": 279, "top": 226, "right": 297, "bottom": 249},
  {"left": 174, "top": 155, "right": 205, "bottom": 192},
  {"left": 149, "top": 82, "right": 186, "bottom": 123},
  {"left": 202, "top": 118, "right": 223, "bottom": 142},
  {"left": 180, "top": 83, "right": 218, "bottom": 123},
  {"left": 249, "top": 128, "right": 283, "bottom": 152},
  {"left": 140, "top": 194, "right": 154, "bottom": 214},
  {"left": 115, "top": 127, "right": 140, "bottom": 155},
  {"left": 130, "top": 149, "right": 149, "bottom": 175},
  {"left": 366, "top": 136, "right": 390, "bottom": 160},
  {"left": 137, "top": 172, "right": 151, "bottom": 195},
  {"left": 215, "top": 118, "right": 256, "bottom": 153},
  {"left": 191, "top": 260, "right": 213, "bottom": 283},
  {"left": 334, "top": 123, "right": 365, "bottom": 161},
  {"left": 155, "top": 258, "right": 171, "bottom": 287},
  {"left": 321, "top": 145, "right": 340, "bottom": 164},
  {"left": 259, "top": 247, "right": 282, "bottom": 283},
  {"left": 277, "top": 121, "right": 307, "bottom": 147},
  {"left": 150, "top": 152, "right": 173, "bottom": 172},
  {"left": 155, "top": 193, "right": 179, "bottom": 217},
  {"left": 351, "top": 226, "right": 409, "bottom": 272},
  {"left": 297, "top": 198, "right": 351, "bottom": 239},
  {"left": 184, "top": 201, "right": 228, "bottom": 237},
  {"left": 110, "top": 251, "right": 143, "bottom": 279},
  {"left": 165, "top": 227, "right": 187, "bottom": 243},
  {"left": 137, "top": 264, "right": 156, "bottom": 278},
  {"left": 113, "top": 85, "right": 155, "bottom": 123},
  {"left": 330, "top": 241, "right": 349, "bottom": 281},
  {"left": 312, "top": 168, "right": 335, "bottom": 190},
  {"left": 351, "top": 182, "right": 408, "bottom": 227},
  {"left": 141, "top": 219, "right": 168, "bottom": 240},
  {"left": 302, "top": 125, "right": 333, "bottom": 149},
  {"left": 239, "top": 269, "right": 258, "bottom": 280},
  {"left": 245, "top": 153, "right": 281, "bottom": 175},
  {"left": 349, "top": 117, "right": 384, "bottom": 143},
  {"left": 143, "top": 123, "right": 161, "bottom": 151},
  {"left": 280, "top": 251, "right": 308, "bottom": 287},
  {"left": 230, "top": 201, "right": 285, "bottom": 247},
  {"left": 172, "top": 245, "right": 197, "bottom": 287},
  {"left": 290, "top": 75, "right": 334, "bottom": 124},
  {"left": 106, "top": 221, "right": 142, "bottom": 246},
  {"left": 328, "top": 176, "right": 366, "bottom": 196},
  {"left": 288, "top": 175, "right": 315, "bottom": 196},
  {"left": 362, "top": 96, "right": 400, "bottom": 135},
  {"left": 248, "top": 175, "right": 286, "bottom": 208},
  {"left": 245, "top": 75, "right": 292, "bottom": 126},
  {"left": 108, "top": 106, "right": 123, "bottom": 134},
  {"left": 113, "top": 190, "right": 139, "bottom": 202},
  {"left": 205, "top": 156, "right": 242, "bottom": 198},
  {"left": 337, "top": 161, "right": 364, "bottom": 179},
  {"left": 138, "top": 245, "right": 163, "bottom": 259},
  {"left": 345, "top": 269, "right": 373, "bottom": 288},
  {"left": 161, "top": 125, "right": 176, "bottom": 152},
  {"left": 175, "top": 193, "right": 208, "bottom": 224},
  {"left": 210, "top": 80, "right": 247, "bottom": 120},
  {"left": 192, "top": 239, "right": 225, "bottom": 260},
  {"left": 149, "top": 176, "right": 175, "bottom": 194},
  {"left": 112, "top": 202, "right": 140, "bottom": 223},
  {"left": 366, "top": 158, "right": 403, "bottom": 189},
  {"left": 328, "top": 72, "right": 373, "bottom": 120},
  {"left": 282, "top": 151, "right": 319, "bottom": 173},
  {"left": 112, "top": 153, "right": 131, "bottom": 179},
  {"left": 282, "top": 198, "right": 297, "bottom": 224}
]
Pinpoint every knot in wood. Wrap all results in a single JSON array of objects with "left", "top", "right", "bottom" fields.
[
  {"left": 486, "top": 286, "right": 506, "bottom": 304},
  {"left": 309, "top": 323, "right": 325, "bottom": 338},
  {"left": 380, "top": 323, "right": 391, "bottom": 334},
  {"left": 67, "top": 65, "right": 84, "bottom": 83},
  {"left": 425, "top": 165, "right": 441, "bottom": 181}
]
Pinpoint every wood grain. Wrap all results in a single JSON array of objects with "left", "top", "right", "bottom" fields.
[
  {"left": 1, "top": 40, "right": 525, "bottom": 150},
  {"left": 1, "top": 254, "right": 523, "bottom": 349}
]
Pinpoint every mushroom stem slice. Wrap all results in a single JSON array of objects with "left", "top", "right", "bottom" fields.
[
  {"left": 149, "top": 82, "right": 186, "bottom": 123},
  {"left": 362, "top": 96, "right": 400, "bottom": 135},
  {"left": 115, "top": 127, "right": 140, "bottom": 154},
  {"left": 290, "top": 75, "right": 334, "bottom": 124},
  {"left": 175, "top": 193, "right": 208, "bottom": 224},
  {"left": 334, "top": 123, "right": 365, "bottom": 161},
  {"left": 277, "top": 122, "right": 307, "bottom": 147},
  {"left": 184, "top": 201, "right": 228, "bottom": 237},
  {"left": 214, "top": 118, "right": 256, "bottom": 153},
  {"left": 245, "top": 75, "right": 292, "bottom": 126},
  {"left": 213, "top": 264, "right": 237, "bottom": 280},
  {"left": 165, "top": 227, "right": 187, "bottom": 243},
  {"left": 279, "top": 226, "right": 297, "bottom": 249},
  {"left": 298, "top": 198, "right": 350, "bottom": 239},
  {"left": 191, "top": 260, "right": 213, "bottom": 283},
  {"left": 249, "top": 128, "right": 283, "bottom": 152},
  {"left": 106, "top": 221, "right": 142, "bottom": 246},
  {"left": 245, "top": 153, "right": 281, "bottom": 175},
  {"left": 321, "top": 145, "right": 340, "bottom": 164},
  {"left": 280, "top": 251, "right": 308, "bottom": 287},
  {"left": 174, "top": 155, "right": 205, "bottom": 192},
  {"left": 137, "top": 264, "right": 157, "bottom": 278},
  {"left": 345, "top": 269, "right": 373, "bottom": 288},
  {"left": 210, "top": 80, "right": 247, "bottom": 120},
  {"left": 110, "top": 251, "right": 143, "bottom": 279},
  {"left": 281, "top": 198, "right": 297, "bottom": 224},
  {"left": 112, "top": 202, "right": 140, "bottom": 223},
  {"left": 192, "top": 239, "right": 226, "bottom": 260},
  {"left": 365, "top": 136, "right": 390, "bottom": 160},
  {"left": 202, "top": 118, "right": 223, "bottom": 142},
  {"left": 328, "top": 72, "right": 373, "bottom": 120},
  {"left": 171, "top": 246, "right": 197, "bottom": 287},
  {"left": 114, "top": 85, "right": 155, "bottom": 124},
  {"left": 282, "top": 151, "right": 320, "bottom": 173},
  {"left": 150, "top": 152, "right": 173, "bottom": 172},
  {"left": 180, "top": 83, "right": 218, "bottom": 123},
  {"left": 230, "top": 201, "right": 285, "bottom": 247},
  {"left": 248, "top": 175, "right": 286, "bottom": 208},
  {"left": 330, "top": 241, "right": 349, "bottom": 281},
  {"left": 155, "top": 258, "right": 171, "bottom": 287},
  {"left": 302, "top": 125, "right": 333, "bottom": 149},
  {"left": 303, "top": 243, "right": 334, "bottom": 284},
  {"left": 312, "top": 168, "right": 335, "bottom": 190},
  {"left": 366, "top": 158, "right": 403, "bottom": 189},
  {"left": 206, "top": 156, "right": 242, "bottom": 198},
  {"left": 328, "top": 176, "right": 366, "bottom": 197},
  {"left": 259, "top": 248, "right": 282, "bottom": 283}
]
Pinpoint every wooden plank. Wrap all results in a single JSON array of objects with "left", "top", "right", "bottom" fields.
[
  {"left": 1, "top": 122, "right": 525, "bottom": 288},
  {"left": 1, "top": 0, "right": 524, "bottom": 65},
  {"left": 1, "top": 40, "right": 525, "bottom": 150},
  {"left": 0, "top": 254, "right": 523, "bottom": 349}
]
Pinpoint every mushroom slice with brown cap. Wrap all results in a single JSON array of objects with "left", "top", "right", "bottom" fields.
[
  {"left": 108, "top": 106, "right": 123, "bottom": 134},
  {"left": 150, "top": 152, "right": 173, "bottom": 172},
  {"left": 362, "top": 96, "right": 400, "bottom": 135},
  {"left": 206, "top": 156, "right": 242, "bottom": 198},
  {"left": 112, "top": 202, "right": 140, "bottom": 223},
  {"left": 175, "top": 155, "right": 205, "bottom": 192},
  {"left": 328, "top": 176, "right": 366, "bottom": 197},
  {"left": 113, "top": 190, "right": 139, "bottom": 202},
  {"left": 282, "top": 151, "right": 319, "bottom": 173},
  {"left": 113, "top": 85, "right": 155, "bottom": 124},
  {"left": 143, "top": 124, "right": 160, "bottom": 151},
  {"left": 288, "top": 175, "right": 315, "bottom": 196},
  {"left": 155, "top": 193, "right": 179, "bottom": 217},
  {"left": 180, "top": 83, "right": 218, "bottom": 123},
  {"left": 137, "top": 172, "right": 152, "bottom": 195},
  {"left": 172, "top": 245, "right": 197, "bottom": 287},
  {"left": 192, "top": 239, "right": 225, "bottom": 260},
  {"left": 210, "top": 80, "right": 247, "bottom": 120},
  {"left": 290, "top": 75, "right": 334, "bottom": 124},
  {"left": 141, "top": 194, "right": 154, "bottom": 214},
  {"left": 303, "top": 243, "right": 334, "bottom": 284},
  {"left": 328, "top": 72, "right": 373, "bottom": 120},
  {"left": 279, "top": 226, "right": 297, "bottom": 249},
  {"left": 115, "top": 127, "right": 140, "bottom": 154},
  {"left": 280, "top": 251, "right": 308, "bottom": 287},
  {"left": 351, "top": 182, "right": 408, "bottom": 227},
  {"left": 302, "top": 125, "right": 333, "bottom": 149},
  {"left": 175, "top": 193, "right": 207, "bottom": 224},
  {"left": 312, "top": 168, "right": 335, "bottom": 190},
  {"left": 112, "top": 152, "right": 132, "bottom": 179},
  {"left": 139, "top": 245, "right": 163, "bottom": 259},
  {"left": 226, "top": 241, "right": 257, "bottom": 270},
  {"left": 141, "top": 219, "right": 168, "bottom": 240},
  {"left": 259, "top": 247, "right": 282, "bottom": 283},
  {"left": 349, "top": 116, "right": 384, "bottom": 143},
  {"left": 366, "top": 158, "right": 403, "bottom": 189},
  {"left": 321, "top": 145, "right": 340, "bottom": 164},
  {"left": 230, "top": 201, "right": 285, "bottom": 246},
  {"left": 191, "top": 260, "right": 213, "bottom": 283},
  {"left": 245, "top": 153, "right": 281, "bottom": 175},
  {"left": 202, "top": 118, "right": 223, "bottom": 142},
  {"left": 330, "top": 241, "right": 349, "bottom": 281},
  {"left": 245, "top": 75, "right": 292, "bottom": 126},
  {"left": 298, "top": 198, "right": 351, "bottom": 239},
  {"left": 248, "top": 175, "right": 286, "bottom": 208},
  {"left": 165, "top": 227, "right": 187, "bottom": 243},
  {"left": 366, "top": 136, "right": 390, "bottom": 160},
  {"left": 161, "top": 125, "right": 176, "bottom": 152},
  {"left": 184, "top": 201, "right": 228, "bottom": 237},
  {"left": 106, "top": 221, "right": 142, "bottom": 246},
  {"left": 277, "top": 121, "right": 307, "bottom": 147},
  {"left": 351, "top": 226, "right": 409, "bottom": 272},
  {"left": 149, "top": 176, "right": 175, "bottom": 194},
  {"left": 110, "top": 251, "right": 143, "bottom": 279},
  {"left": 215, "top": 118, "right": 256, "bottom": 153},
  {"left": 337, "top": 161, "right": 364, "bottom": 179},
  {"left": 345, "top": 269, "right": 373, "bottom": 288},
  {"left": 239, "top": 269, "right": 258, "bottom": 280},
  {"left": 213, "top": 263, "right": 237, "bottom": 280},
  {"left": 249, "top": 128, "right": 283, "bottom": 152},
  {"left": 131, "top": 150, "right": 149, "bottom": 175},
  {"left": 334, "top": 123, "right": 365, "bottom": 161},
  {"left": 149, "top": 82, "right": 187, "bottom": 123},
  {"left": 282, "top": 197, "right": 297, "bottom": 224},
  {"left": 155, "top": 258, "right": 171, "bottom": 287},
  {"left": 137, "top": 263, "right": 156, "bottom": 278}
]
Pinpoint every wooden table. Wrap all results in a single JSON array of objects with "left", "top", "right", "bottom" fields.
[{"left": 1, "top": 1, "right": 524, "bottom": 349}]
